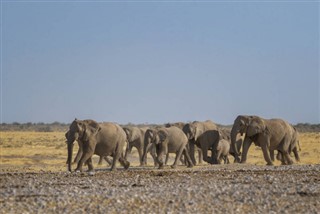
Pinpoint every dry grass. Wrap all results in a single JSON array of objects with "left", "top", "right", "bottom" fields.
[{"left": 0, "top": 131, "right": 319, "bottom": 172}]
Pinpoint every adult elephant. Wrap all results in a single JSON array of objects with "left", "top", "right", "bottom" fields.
[
  {"left": 276, "top": 125, "right": 301, "bottom": 164},
  {"left": 142, "top": 128, "right": 167, "bottom": 167},
  {"left": 123, "top": 126, "right": 149, "bottom": 166},
  {"left": 183, "top": 120, "right": 220, "bottom": 164},
  {"left": 165, "top": 122, "right": 203, "bottom": 165},
  {"left": 239, "top": 116, "right": 297, "bottom": 165},
  {"left": 143, "top": 126, "right": 193, "bottom": 169},
  {"left": 230, "top": 115, "right": 259, "bottom": 163},
  {"left": 66, "top": 119, "right": 130, "bottom": 172}
]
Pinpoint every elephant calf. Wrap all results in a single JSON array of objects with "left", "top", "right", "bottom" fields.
[{"left": 211, "top": 139, "right": 230, "bottom": 164}]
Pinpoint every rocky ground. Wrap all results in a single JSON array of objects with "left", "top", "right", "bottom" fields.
[{"left": 0, "top": 164, "right": 319, "bottom": 213}]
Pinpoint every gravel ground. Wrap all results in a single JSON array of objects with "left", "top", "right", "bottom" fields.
[{"left": 0, "top": 164, "right": 319, "bottom": 213}]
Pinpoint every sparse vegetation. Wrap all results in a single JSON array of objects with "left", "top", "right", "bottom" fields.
[{"left": 0, "top": 131, "right": 318, "bottom": 172}]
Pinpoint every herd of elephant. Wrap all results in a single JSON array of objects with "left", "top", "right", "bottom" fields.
[{"left": 65, "top": 115, "right": 301, "bottom": 173}]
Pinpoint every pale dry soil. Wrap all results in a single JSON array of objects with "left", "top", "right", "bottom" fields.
[{"left": 0, "top": 164, "right": 319, "bottom": 214}]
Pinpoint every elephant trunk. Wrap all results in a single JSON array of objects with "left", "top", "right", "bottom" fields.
[
  {"left": 67, "top": 142, "right": 74, "bottom": 172},
  {"left": 142, "top": 139, "right": 149, "bottom": 165},
  {"left": 230, "top": 126, "right": 241, "bottom": 163}
]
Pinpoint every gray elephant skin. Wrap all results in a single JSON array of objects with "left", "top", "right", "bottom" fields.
[
  {"left": 66, "top": 119, "right": 130, "bottom": 172},
  {"left": 123, "top": 126, "right": 157, "bottom": 166},
  {"left": 183, "top": 120, "right": 220, "bottom": 164},
  {"left": 237, "top": 116, "right": 300, "bottom": 165},
  {"left": 212, "top": 139, "right": 230, "bottom": 164},
  {"left": 143, "top": 126, "right": 194, "bottom": 169},
  {"left": 165, "top": 122, "right": 203, "bottom": 165}
]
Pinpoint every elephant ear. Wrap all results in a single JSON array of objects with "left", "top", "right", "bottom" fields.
[
  {"left": 82, "top": 122, "right": 101, "bottom": 142},
  {"left": 194, "top": 127, "right": 200, "bottom": 141},
  {"left": 158, "top": 130, "right": 168, "bottom": 143},
  {"left": 123, "top": 128, "right": 131, "bottom": 140}
]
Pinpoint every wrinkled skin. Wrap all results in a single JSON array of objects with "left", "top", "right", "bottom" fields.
[
  {"left": 66, "top": 119, "right": 130, "bottom": 172},
  {"left": 240, "top": 116, "right": 298, "bottom": 165},
  {"left": 143, "top": 127, "right": 193, "bottom": 169},
  {"left": 230, "top": 115, "right": 258, "bottom": 163},
  {"left": 276, "top": 125, "right": 301, "bottom": 164},
  {"left": 141, "top": 128, "right": 162, "bottom": 167},
  {"left": 183, "top": 120, "right": 220, "bottom": 164},
  {"left": 123, "top": 126, "right": 149, "bottom": 166},
  {"left": 65, "top": 123, "right": 112, "bottom": 167},
  {"left": 211, "top": 139, "right": 230, "bottom": 164},
  {"left": 166, "top": 122, "right": 203, "bottom": 165}
]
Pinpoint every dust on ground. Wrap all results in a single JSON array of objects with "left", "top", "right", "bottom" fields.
[{"left": 0, "top": 164, "right": 319, "bottom": 213}]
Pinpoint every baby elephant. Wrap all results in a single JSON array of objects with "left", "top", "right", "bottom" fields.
[{"left": 211, "top": 139, "right": 230, "bottom": 164}]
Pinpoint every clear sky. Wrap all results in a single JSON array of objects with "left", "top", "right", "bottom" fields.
[{"left": 1, "top": 1, "right": 319, "bottom": 125}]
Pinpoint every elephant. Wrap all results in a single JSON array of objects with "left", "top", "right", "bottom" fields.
[
  {"left": 183, "top": 120, "right": 220, "bottom": 164},
  {"left": 276, "top": 125, "right": 301, "bottom": 164},
  {"left": 142, "top": 128, "right": 168, "bottom": 167},
  {"left": 238, "top": 116, "right": 298, "bottom": 165},
  {"left": 143, "top": 126, "right": 193, "bottom": 169},
  {"left": 165, "top": 122, "right": 203, "bottom": 165},
  {"left": 123, "top": 126, "right": 151, "bottom": 166},
  {"left": 211, "top": 139, "right": 230, "bottom": 164},
  {"left": 230, "top": 115, "right": 259, "bottom": 163},
  {"left": 66, "top": 119, "right": 130, "bottom": 172},
  {"left": 65, "top": 128, "right": 113, "bottom": 167}
]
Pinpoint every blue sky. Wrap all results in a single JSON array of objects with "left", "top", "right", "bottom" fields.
[{"left": 1, "top": 1, "right": 319, "bottom": 125}]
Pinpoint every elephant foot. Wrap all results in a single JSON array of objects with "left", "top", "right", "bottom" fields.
[
  {"left": 124, "top": 161, "right": 130, "bottom": 170},
  {"left": 266, "top": 162, "right": 274, "bottom": 166},
  {"left": 187, "top": 164, "right": 194, "bottom": 168},
  {"left": 171, "top": 165, "right": 177, "bottom": 169},
  {"left": 87, "top": 171, "right": 95, "bottom": 176}
]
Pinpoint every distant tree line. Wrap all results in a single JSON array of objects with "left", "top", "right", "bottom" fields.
[
  {"left": 0, "top": 122, "right": 69, "bottom": 132},
  {"left": 0, "top": 122, "right": 319, "bottom": 133}
]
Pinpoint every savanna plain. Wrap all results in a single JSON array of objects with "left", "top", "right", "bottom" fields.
[{"left": 0, "top": 131, "right": 319, "bottom": 213}]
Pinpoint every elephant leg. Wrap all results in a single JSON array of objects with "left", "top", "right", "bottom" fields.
[
  {"left": 198, "top": 149, "right": 203, "bottom": 165},
  {"left": 216, "top": 150, "right": 222, "bottom": 164},
  {"left": 293, "top": 147, "right": 300, "bottom": 162},
  {"left": 137, "top": 147, "right": 144, "bottom": 166},
  {"left": 111, "top": 144, "right": 122, "bottom": 171},
  {"left": 226, "top": 156, "right": 230, "bottom": 164},
  {"left": 98, "top": 156, "right": 103, "bottom": 165},
  {"left": 270, "top": 150, "right": 275, "bottom": 162},
  {"left": 183, "top": 148, "right": 194, "bottom": 168},
  {"left": 164, "top": 152, "right": 169, "bottom": 165},
  {"left": 171, "top": 146, "right": 185, "bottom": 169},
  {"left": 282, "top": 151, "right": 294, "bottom": 165},
  {"left": 149, "top": 145, "right": 158, "bottom": 167},
  {"left": 125, "top": 145, "right": 133, "bottom": 160},
  {"left": 75, "top": 147, "right": 94, "bottom": 172},
  {"left": 189, "top": 143, "right": 197, "bottom": 166},
  {"left": 86, "top": 157, "right": 94, "bottom": 172},
  {"left": 240, "top": 138, "right": 253, "bottom": 164},
  {"left": 261, "top": 140, "right": 273, "bottom": 166},
  {"left": 200, "top": 143, "right": 211, "bottom": 164},
  {"left": 179, "top": 154, "right": 185, "bottom": 165},
  {"left": 157, "top": 152, "right": 165, "bottom": 169},
  {"left": 104, "top": 156, "right": 112, "bottom": 166},
  {"left": 119, "top": 153, "right": 130, "bottom": 170}
]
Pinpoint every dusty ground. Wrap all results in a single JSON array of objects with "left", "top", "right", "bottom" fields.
[{"left": 0, "top": 164, "right": 319, "bottom": 213}]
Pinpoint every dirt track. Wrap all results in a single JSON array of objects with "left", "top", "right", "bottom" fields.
[{"left": 0, "top": 164, "right": 319, "bottom": 213}]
